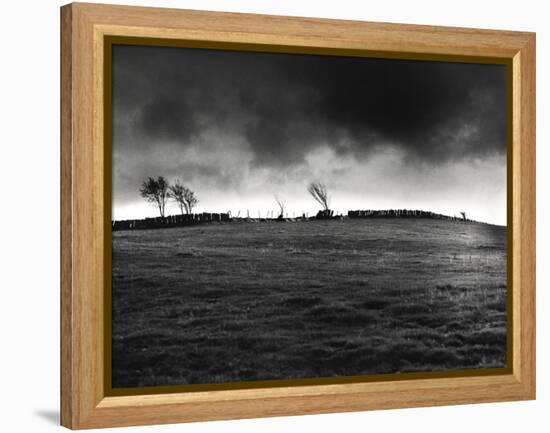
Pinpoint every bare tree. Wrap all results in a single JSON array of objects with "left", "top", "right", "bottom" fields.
[
  {"left": 274, "top": 195, "right": 286, "bottom": 219},
  {"left": 308, "top": 181, "right": 330, "bottom": 211},
  {"left": 168, "top": 179, "right": 198, "bottom": 215},
  {"left": 168, "top": 180, "right": 186, "bottom": 215},
  {"left": 182, "top": 187, "right": 198, "bottom": 214},
  {"left": 460, "top": 211, "right": 467, "bottom": 221},
  {"left": 140, "top": 176, "right": 169, "bottom": 218}
]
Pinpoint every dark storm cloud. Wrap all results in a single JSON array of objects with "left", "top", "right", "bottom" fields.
[
  {"left": 113, "top": 44, "right": 506, "bottom": 170},
  {"left": 307, "top": 57, "right": 506, "bottom": 162}
]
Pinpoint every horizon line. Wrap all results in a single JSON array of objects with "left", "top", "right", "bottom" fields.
[{"left": 111, "top": 207, "right": 506, "bottom": 227}]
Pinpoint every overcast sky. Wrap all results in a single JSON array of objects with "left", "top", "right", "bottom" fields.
[{"left": 111, "top": 44, "right": 507, "bottom": 225}]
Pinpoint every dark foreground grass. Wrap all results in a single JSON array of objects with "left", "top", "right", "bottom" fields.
[{"left": 111, "top": 218, "right": 507, "bottom": 387}]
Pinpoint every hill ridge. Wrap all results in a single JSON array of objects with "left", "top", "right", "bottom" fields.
[{"left": 112, "top": 208, "right": 492, "bottom": 232}]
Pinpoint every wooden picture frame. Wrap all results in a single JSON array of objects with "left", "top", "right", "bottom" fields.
[{"left": 60, "top": 2, "right": 535, "bottom": 429}]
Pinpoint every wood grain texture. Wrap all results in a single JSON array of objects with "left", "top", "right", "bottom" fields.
[
  {"left": 517, "top": 35, "right": 536, "bottom": 396},
  {"left": 60, "top": 2, "right": 536, "bottom": 429},
  {"left": 60, "top": 4, "right": 73, "bottom": 429}
]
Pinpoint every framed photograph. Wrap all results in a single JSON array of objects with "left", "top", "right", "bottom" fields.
[{"left": 60, "top": 3, "right": 536, "bottom": 429}]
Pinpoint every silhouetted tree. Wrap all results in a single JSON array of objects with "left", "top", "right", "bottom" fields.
[
  {"left": 183, "top": 187, "right": 198, "bottom": 214},
  {"left": 139, "top": 176, "right": 169, "bottom": 218},
  {"left": 169, "top": 179, "right": 198, "bottom": 214},
  {"left": 169, "top": 180, "right": 187, "bottom": 215},
  {"left": 274, "top": 195, "right": 286, "bottom": 219},
  {"left": 460, "top": 211, "right": 467, "bottom": 221},
  {"left": 308, "top": 181, "right": 330, "bottom": 211}
]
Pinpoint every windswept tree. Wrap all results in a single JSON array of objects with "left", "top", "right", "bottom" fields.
[
  {"left": 274, "top": 195, "right": 286, "bottom": 219},
  {"left": 169, "top": 180, "right": 187, "bottom": 215},
  {"left": 308, "top": 181, "right": 330, "bottom": 212},
  {"left": 140, "top": 176, "right": 169, "bottom": 218},
  {"left": 169, "top": 179, "right": 198, "bottom": 215},
  {"left": 183, "top": 186, "right": 198, "bottom": 214}
]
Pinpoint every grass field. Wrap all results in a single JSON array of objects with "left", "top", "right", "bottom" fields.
[{"left": 111, "top": 218, "right": 507, "bottom": 388}]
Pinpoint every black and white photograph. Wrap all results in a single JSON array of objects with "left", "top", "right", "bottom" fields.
[{"left": 110, "top": 44, "right": 508, "bottom": 388}]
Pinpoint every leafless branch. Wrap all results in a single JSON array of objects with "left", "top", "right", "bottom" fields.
[{"left": 307, "top": 181, "right": 330, "bottom": 211}]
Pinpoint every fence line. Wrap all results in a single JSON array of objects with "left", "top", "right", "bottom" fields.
[
  {"left": 347, "top": 209, "right": 471, "bottom": 221},
  {"left": 112, "top": 212, "right": 230, "bottom": 231},
  {"left": 112, "top": 209, "right": 473, "bottom": 232}
]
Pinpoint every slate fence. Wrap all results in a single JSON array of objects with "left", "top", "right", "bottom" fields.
[
  {"left": 347, "top": 209, "right": 471, "bottom": 221},
  {"left": 112, "top": 209, "right": 473, "bottom": 232},
  {"left": 112, "top": 212, "right": 230, "bottom": 231}
]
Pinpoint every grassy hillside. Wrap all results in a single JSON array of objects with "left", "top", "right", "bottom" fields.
[{"left": 111, "top": 218, "right": 507, "bottom": 388}]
